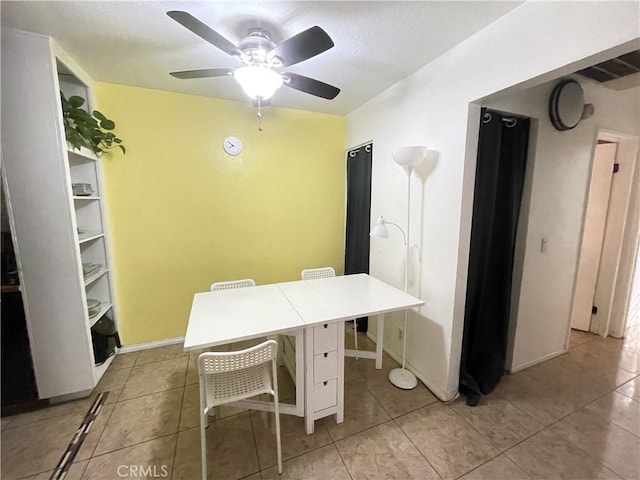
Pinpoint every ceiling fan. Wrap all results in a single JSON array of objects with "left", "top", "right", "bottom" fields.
[{"left": 167, "top": 11, "right": 340, "bottom": 104}]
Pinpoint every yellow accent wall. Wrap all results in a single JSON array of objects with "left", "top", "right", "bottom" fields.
[{"left": 94, "top": 83, "right": 346, "bottom": 345}]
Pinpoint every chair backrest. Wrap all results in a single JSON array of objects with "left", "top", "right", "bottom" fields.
[
  {"left": 210, "top": 278, "right": 256, "bottom": 291},
  {"left": 301, "top": 267, "right": 335, "bottom": 280},
  {"left": 198, "top": 340, "right": 277, "bottom": 375}
]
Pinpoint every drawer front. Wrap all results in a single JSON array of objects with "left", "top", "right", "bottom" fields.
[
  {"left": 313, "top": 322, "right": 338, "bottom": 354},
  {"left": 313, "top": 350, "right": 338, "bottom": 384},
  {"left": 312, "top": 378, "right": 337, "bottom": 412}
]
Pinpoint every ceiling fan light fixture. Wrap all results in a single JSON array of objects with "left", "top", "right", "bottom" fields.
[{"left": 233, "top": 65, "right": 283, "bottom": 100}]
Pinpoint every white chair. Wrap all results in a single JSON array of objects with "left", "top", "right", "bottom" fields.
[
  {"left": 210, "top": 278, "right": 256, "bottom": 291},
  {"left": 301, "top": 267, "right": 335, "bottom": 280},
  {"left": 300, "top": 267, "right": 358, "bottom": 351},
  {"left": 198, "top": 340, "right": 282, "bottom": 479},
  {"left": 210, "top": 279, "right": 260, "bottom": 351}
]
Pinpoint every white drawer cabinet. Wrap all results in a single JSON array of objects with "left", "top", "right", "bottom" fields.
[
  {"left": 314, "top": 351, "right": 338, "bottom": 384},
  {"left": 313, "top": 323, "right": 338, "bottom": 354},
  {"left": 304, "top": 320, "right": 344, "bottom": 434},
  {"left": 311, "top": 379, "right": 337, "bottom": 411}
]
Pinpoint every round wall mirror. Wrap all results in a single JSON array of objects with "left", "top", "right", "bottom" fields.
[{"left": 549, "top": 79, "right": 585, "bottom": 131}]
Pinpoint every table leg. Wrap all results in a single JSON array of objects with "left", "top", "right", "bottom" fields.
[
  {"left": 304, "top": 327, "right": 314, "bottom": 434},
  {"left": 376, "top": 314, "right": 384, "bottom": 369}
]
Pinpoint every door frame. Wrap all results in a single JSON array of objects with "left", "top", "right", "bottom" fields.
[{"left": 567, "top": 128, "right": 640, "bottom": 344}]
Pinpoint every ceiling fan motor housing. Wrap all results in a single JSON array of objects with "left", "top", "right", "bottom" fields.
[{"left": 238, "top": 29, "right": 281, "bottom": 66}]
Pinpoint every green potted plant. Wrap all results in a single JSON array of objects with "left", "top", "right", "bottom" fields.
[{"left": 61, "top": 92, "right": 126, "bottom": 157}]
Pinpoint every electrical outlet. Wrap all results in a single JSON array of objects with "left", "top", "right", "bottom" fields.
[{"left": 397, "top": 326, "right": 403, "bottom": 339}]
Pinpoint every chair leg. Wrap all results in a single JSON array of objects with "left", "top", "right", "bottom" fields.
[
  {"left": 200, "top": 410, "right": 208, "bottom": 480},
  {"left": 272, "top": 366, "right": 283, "bottom": 474}
]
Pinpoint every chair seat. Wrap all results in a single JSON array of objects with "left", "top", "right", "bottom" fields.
[{"left": 204, "top": 363, "right": 273, "bottom": 411}]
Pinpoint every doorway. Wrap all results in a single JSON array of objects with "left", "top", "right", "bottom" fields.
[
  {"left": 569, "top": 130, "right": 640, "bottom": 339},
  {"left": 1, "top": 173, "right": 39, "bottom": 414}
]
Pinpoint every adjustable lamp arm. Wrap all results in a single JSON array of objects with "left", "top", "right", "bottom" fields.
[{"left": 384, "top": 221, "right": 407, "bottom": 246}]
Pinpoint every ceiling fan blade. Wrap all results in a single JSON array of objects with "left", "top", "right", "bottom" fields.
[
  {"left": 268, "top": 26, "right": 334, "bottom": 67},
  {"left": 167, "top": 11, "right": 242, "bottom": 58},
  {"left": 283, "top": 73, "right": 340, "bottom": 100},
  {"left": 170, "top": 68, "right": 234, "bottom": 79}
]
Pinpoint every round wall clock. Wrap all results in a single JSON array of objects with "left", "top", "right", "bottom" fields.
[
  {"left": 549, "top": 79, "right": 585, "bottom": 131},
  {"left": 223, "top": 136, "right": 243, "bottom": 156}
]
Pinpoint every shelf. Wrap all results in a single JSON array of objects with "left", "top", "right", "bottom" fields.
[
  {"left": 73, "top": 196, "right": 101, "bottom": 201},
  {"left": 83, "top": 266, "right": 108, "bottom": 286},
  {"left": 88, "top": 302, "right": 112, "bottom": 328},
  {"left": 67, "top": 147, "right": 97, "bottom": 164},
  {"left": 78, "top": 231, "right": 104, "bottom": 243}
]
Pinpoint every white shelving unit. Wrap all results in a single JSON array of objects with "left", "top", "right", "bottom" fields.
[{"left": 1, "top": 29, "right": 119, "bottom": 400}]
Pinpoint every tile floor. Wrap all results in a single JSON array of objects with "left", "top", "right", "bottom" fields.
[{"left": 1, "top": 326, "right": 639, "bottom": 480}]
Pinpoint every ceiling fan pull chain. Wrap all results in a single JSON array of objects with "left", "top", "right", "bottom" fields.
[{"left": 257, "top": 98, "right": 263, "bottom": 132}]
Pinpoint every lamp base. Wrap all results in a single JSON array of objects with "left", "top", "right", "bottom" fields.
[{"left": 388, "top": 368, "right": 418, "bottom": 390}]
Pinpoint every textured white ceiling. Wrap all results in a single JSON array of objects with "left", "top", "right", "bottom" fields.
[{"left": 1, "top": 1, "right": 523, "bottom": 115}]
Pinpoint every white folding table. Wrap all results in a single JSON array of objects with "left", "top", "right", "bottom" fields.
[{"left": 184, "top": 274, "right": 424, "bottom": 433}]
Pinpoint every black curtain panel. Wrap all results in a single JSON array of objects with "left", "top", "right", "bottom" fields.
[
  {"left": 459, "top": 109, "right": 530, "bottom": 406},
  {"left": 344, "top": 143, "right": 373, "bottom": 332}
]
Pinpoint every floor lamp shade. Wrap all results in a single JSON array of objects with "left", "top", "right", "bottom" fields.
[{"left": 392, "top": 146, "right": 428, "bottom": 175}]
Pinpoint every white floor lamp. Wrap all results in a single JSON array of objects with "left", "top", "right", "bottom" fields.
[{"left": 370, "top": 146, "right": 427, "bottom": 390}]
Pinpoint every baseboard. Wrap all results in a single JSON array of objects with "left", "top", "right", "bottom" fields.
[
  {"left": 118, "top": 336, "right": 185, "bottom": 354},
  {"left": 366, "top": 332, "right": 458, "bottom": 402},
  {"left": 508, "top": 349, "right": 566, "bottom": 373}
]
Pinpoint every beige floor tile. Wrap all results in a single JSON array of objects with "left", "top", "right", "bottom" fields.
[
  {"left": 522, "top": 360, "right": 612, "bottom": 401},
  {"left": 75, "top": 403, "right": 116, "bottom": 461},
  {"left": 9, "top": 396, "right": 94, "bottom": 428},
  {"left": 588, "top": 334, "right": 640, "bottom": 355},
  {"left": 82, "top": 435, "right": 176, "bottom": 480},
  {"left": 570, "top": 329, "right": 596, "bottom": 349},
  {"left": 24, "top": 460, "right": 89, "bottom": 480},
  {"left": 365, "top": 372, "right": 438, "bottom": 418},
  {"left": 173, "top": 414, "right": 260, "bottom": 480},
  {"left": 109, "top": 351, "right": 139, "bottom": 370},
  {"left": 94, "top": 366, "right": 132, "bottom": 404},
  {"left": 344, "top": 352, "right": 397, "bottom": 387},
  {"left": 186, "top": 352, "right": 199, "bottom": 385},
  {"left": 586, "top": 391, "right": 640, "bottom": 436},
  {"left": 458, "top": 455, "right": 531, "bottom": 480},
  {"left": 251, "top": 408, "right": 332, "bottom": 469},
  {"left": 135, "top": 343, "right": 188, "bottom": 366},
  {"left": 336, "top": 421, "right": 440, "bottom": 479},
  {"left": 492, "top": 373, "right": 578, "bottom": 425},
  {"left": 616, "top": 376, "right": 640, "bottom": 402},
  {"left": 550, "top": 409, "right": 640, "bottom": 480},
  {"left": 119, "top": 356, "right": 187, "bottom": 401},
  {"left": 451, "top": 396, "right": 544, "bottom": 451},
  {"left": 1, "top": 416, "right": 15, "bottom": 430},
  {"left": 505, "top": 428, "right": 622, "bottom": 479},
  {"left": 323, "top": 379, "right": 391, "bottom": 441},
  {"left": 1, "top": 411, "right": 86, "bottom": 480},
  {"left": 94, "top": 388, "right": 182, "bottom": 455},
  {"left": 396, "top": 403, "right": 499, "bottom": 480},
  {"left": 179, "top": 383, "right": 247, "bottom": 431},
  {"left": 261, "top": 444, "right": 351, "bottom": 480},
  {"left": 561, "top": 343, "right": 640, "bottom": 383}
]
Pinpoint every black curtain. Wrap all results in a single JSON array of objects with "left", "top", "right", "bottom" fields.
[
  {"left": 459, "top": 109, "right": 530, "bottom": 406},
  {"left": 344, "top": 143, "right": 373, "bottom": 331}
]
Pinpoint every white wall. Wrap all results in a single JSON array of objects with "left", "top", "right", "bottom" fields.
[
  {"left": 346, "top": 1, "right": 640, "bottom": 400},
  {"left": 627, "top": 242, "right": 640, "bottom": 328},
  {"left": 484, "top": 80, "right": 640, "bottom": 371}
]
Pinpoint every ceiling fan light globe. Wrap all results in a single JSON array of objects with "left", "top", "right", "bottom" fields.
[{"left": 233, "top": 65, "right": 283, "bottom": 100}]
